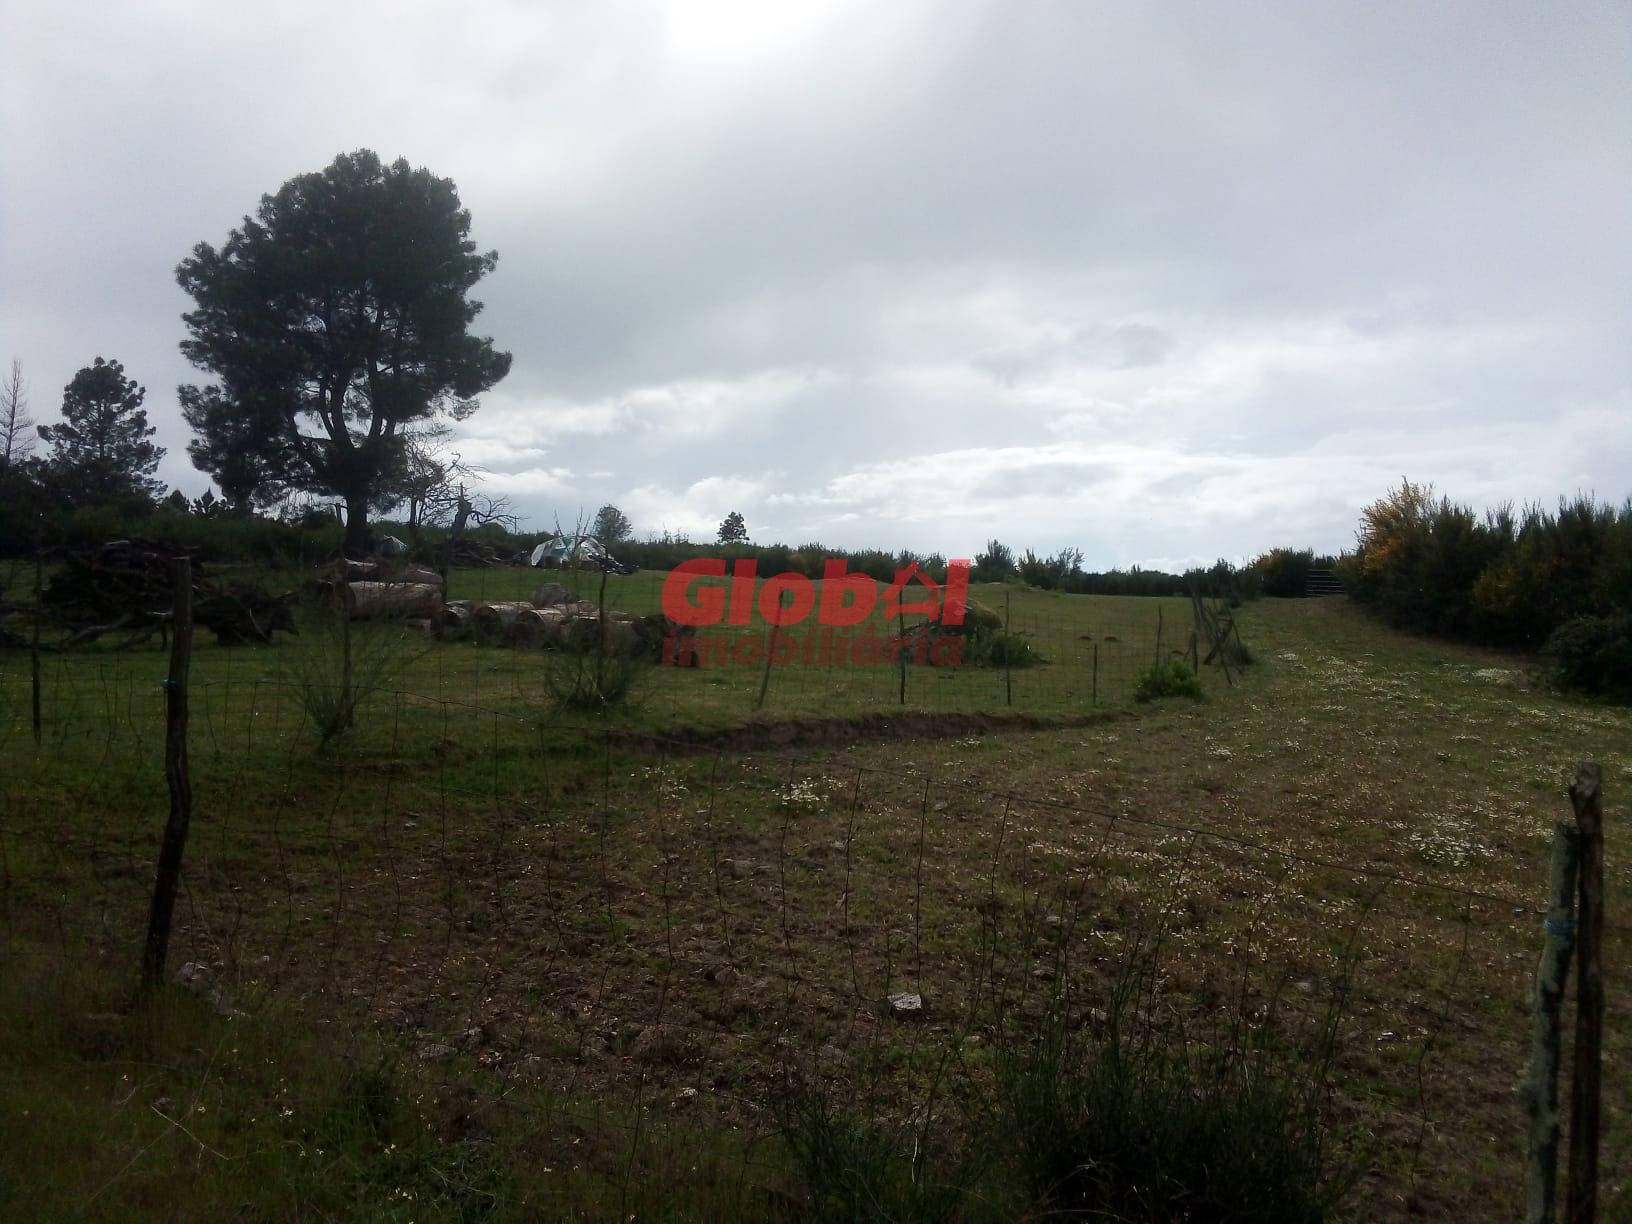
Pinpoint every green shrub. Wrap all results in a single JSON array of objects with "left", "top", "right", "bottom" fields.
[
  {"left": 280, "top": 604, "right": 421, "bottom": 748},
  {"left": 1345, "top": 483, "right": 1632, "bottom": 651},
  {"left": 993, "top": 983, "right": 1360, "bottom": 1222},
  {"left": 1543, "top": 614, "right": 1632, "bottom": 704},
  {"left": 776, "top": 971, "right": 1362, "bottom": 1223},
  {"left": 963, "top": 627, "right": 1044, "bottom": 668},
  {"left": 775, "top": 1091, "right": 987, "bottom": 1223},
  {"left": 1251, "top": 547, "right": 1316, "bottom": 598},
  {"left": 1134, "top": 658, "right": 1205, "bottom": 702},
  {"left": 542, "top": 634, "right": 642, "bottom": 709}
]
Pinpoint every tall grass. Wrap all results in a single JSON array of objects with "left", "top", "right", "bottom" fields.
[{"left": 776, "top": 958, "right": 1364, "bottom": 1222}]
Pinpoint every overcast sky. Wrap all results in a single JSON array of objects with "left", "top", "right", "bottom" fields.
[{"left": 3, "top": 1, "right": 1627, "bottom": 567}]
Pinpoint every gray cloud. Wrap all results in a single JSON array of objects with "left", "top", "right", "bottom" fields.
[{"left": 3, "top": 0, "right": 1626, "bottom": 566}]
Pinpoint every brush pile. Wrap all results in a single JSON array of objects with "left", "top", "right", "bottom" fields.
[{"left": 30, "top": 540, "right": 296, "bottom": 647}]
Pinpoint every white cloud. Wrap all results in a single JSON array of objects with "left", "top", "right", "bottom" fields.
[{"left": 2, "top": 0, "right": 1626, "bottom": 563}]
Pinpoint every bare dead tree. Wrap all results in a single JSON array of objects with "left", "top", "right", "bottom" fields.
[
  {"left": 0, "top": 358, "right": 34, "bottom": 483},
  {"left": 436, "top": 480, "right": 517, "bottom": 591}
]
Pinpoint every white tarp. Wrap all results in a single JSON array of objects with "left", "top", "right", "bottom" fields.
[{"left": 529, "top": 534, "right": 612, "bottom": 567}]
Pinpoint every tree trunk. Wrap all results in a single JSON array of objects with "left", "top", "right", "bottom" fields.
[{"left": 343, "top": 492, "right": 370, "bottom": 556}]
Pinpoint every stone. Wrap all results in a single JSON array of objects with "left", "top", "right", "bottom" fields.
[
  {"left": 886, "top": 991, "right": 924, "bottom": 1018},
  {"left": 531, "top": 582, "right": 574, "bottom": 607},
  {"left": 175, "top": 962, "right": 212, "bottom": 993}
]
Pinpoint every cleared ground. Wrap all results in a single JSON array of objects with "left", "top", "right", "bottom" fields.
[{"left": 0, "top": 585, "right": 1627, "bottom": 1219}]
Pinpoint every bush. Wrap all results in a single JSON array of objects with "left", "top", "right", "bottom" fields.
[
  {"left": 993, "top": 982, "right": 1359, "bottom": 1221},
  {"left": 541, "top": 631, "right": 642, "bottom": 709},
  {"left": 1251, "top": 548, "right": 1317, "bottom": 598},
  {"left": 1543, "top": 614, "right": 1632, "bottom": 703},
  {"left": 776, "top": 1091, "right": 984, "bottom": 1223},
  {"left": 280, "top": 602, "right": 421, "bottom": 747},
  {"left": 962, "top": 628, "right": 1043, "bottom": 668},
  {"left": 971, "top": 539, "right": 1015, "bottom": 584},
  {"left": 1134, "top": 658, "right": 1205, "bottom": 702},
  {"left": 776, "top": 969, "right": 1362, "bottom": 1223},
  {"left": 1344, "top": 482, "right": 1632, "bottom": 653}
]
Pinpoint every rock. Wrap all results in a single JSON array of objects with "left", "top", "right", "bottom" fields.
[
  {"left": 417, "top": 1042, "right": 456, "bottom": 1061},
  {"left": 531, "top": 582, "right": 575, "bottom": 607},
  {"left": 886, "top": 991, "right": 924, "bottom": 1018},
  {"left": 175, "top": 962, "right": 212, "bottom": 994}
]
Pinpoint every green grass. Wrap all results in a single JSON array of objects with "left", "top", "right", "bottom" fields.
[
  {"left": 1, "top": 582, "right": 1630, "bottom": 1220},
  {"left": 0, "top": 955, "right": 773, "bottom": 1221},
  {"left": 3, "top": 566, "right": 1220, "bottom": 752}
]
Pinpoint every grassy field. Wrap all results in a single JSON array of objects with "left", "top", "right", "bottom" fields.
[
  {"left": 4, "top": 563, "right": 1223, "bottom": 741},
  {"left": 0, "top": 580, "right": 1628, "bottom": 1220}
]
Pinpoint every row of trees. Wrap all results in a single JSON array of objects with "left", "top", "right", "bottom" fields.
[
  {"left": 974, "top": 538, "right": 1252, "bottom": 601},
  {"left": 1340, "top": 480, "right": 1632, "bottom": 650},
  {"left": 586, "top": 506, "right": 746, "bottom": 548}
]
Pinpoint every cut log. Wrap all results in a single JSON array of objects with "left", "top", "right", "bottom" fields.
[
  {"left": 432, "top": 601, "right": 475, "bottom": 640},
  {"left": 344, "top": 581, "right": 442, "bottom": 620},
  {"left": 527, "top": 606, "right": 570, "bottom": 647},
  {"left": 325, "top": 560, "right": 440, "bottom": 586},
  {"left": 563, "top": 612, "right": 638, "bottom": 655},
  {"left": 472, "top": 601, "right": 536, "bottom": 645}
]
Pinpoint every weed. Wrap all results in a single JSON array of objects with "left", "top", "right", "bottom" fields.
[
  {"left": 278, "top": 600, "right": 422, "bottom": 747},
  {"left": 993, "top": 976, "right": 1362, "bottom": 1221},
  {"left": 1134, "top": 657, "right": 1205, "bottom": 702}
]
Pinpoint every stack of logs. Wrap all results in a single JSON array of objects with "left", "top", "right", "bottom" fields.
[
  {"left": 310, "top": 570, "right": 666, "bottom": 658},
  {"left": 430, "top": 581, "right": 670, "bottom": 659},
  {"left": 313, "top": 559, "right": 444, "bottom": 621}
]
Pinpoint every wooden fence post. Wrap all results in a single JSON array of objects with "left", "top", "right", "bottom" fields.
[
  {"left": 898, "top": 617, "right": 908, "bottom": 705},
  {"left": 1521, "top": 822, "right": 1581, "bottom": 1224},
  {"left": 30, "top": 535, "right": 42, "bottom": 745},
  {"left": 1003, "top": 589, "right": 1012, "bottom": 706},
  {"left": 1566, "top": 761, "right": 1604, "bottom": 1224},
  {"left": 141, "top": 558, "right": 194, "bottom": 992},
  {"left": 1091, "top": 641, "right": 1099, "bottom": 706}
]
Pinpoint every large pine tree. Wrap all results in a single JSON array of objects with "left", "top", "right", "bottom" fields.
[
  {"left": 38, "top": 357, "right": 165, "bottom": 505},
  {"left": 176, "top": 149, "right": 512, "bottom": 548}
]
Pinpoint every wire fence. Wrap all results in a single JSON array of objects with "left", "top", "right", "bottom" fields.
[{"left": 1, "top": 659, "right": 1625, "bottom": 1218}]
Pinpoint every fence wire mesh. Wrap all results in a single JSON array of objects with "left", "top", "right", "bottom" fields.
[{"left": 2, "top": 645, "right": 1625, "bottom": 1217}]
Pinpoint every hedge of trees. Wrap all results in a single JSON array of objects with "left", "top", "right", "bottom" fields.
[{"left": 1339, "top": 480, "right": 1632, "bottom": 701}]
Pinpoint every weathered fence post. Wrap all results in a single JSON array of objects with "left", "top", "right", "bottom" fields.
[
  {"left": 596, "top": 565, "right": 610, "bottom": 702},
  {"left": 30, "top": 534, "right": 42, "bottom": 745},
  {"left": 756, "top": 594, "right": 780, "bottom": 712},
  {"left": 141, "top": 558, "right": 194, "bottom": 991},
  {"left": 1521, "top": 821, "right": 1581, "bottom": 1223},
  {"left": 898, "top": 617, "right": 908, "bottom": 705},
  {"left": 1566, "top": 761, "right": 1604, "bottom": 1224},
  {"left": 1091, "top": 641, "right": 1099, "bottom": 706},
  {"left": 1003, "top": 590, "right": 1012, "bottom": 706}
]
